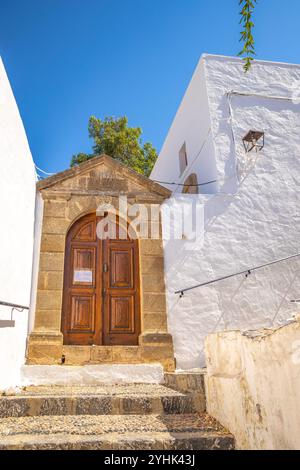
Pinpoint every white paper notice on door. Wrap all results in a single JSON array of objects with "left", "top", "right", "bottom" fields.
[{"left": 73, "top": 270, "right": 93, "bottom": 283}]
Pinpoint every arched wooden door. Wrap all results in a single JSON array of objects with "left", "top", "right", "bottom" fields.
[{"left": 61, "top": 213, "right": 141, "bottom": 346}]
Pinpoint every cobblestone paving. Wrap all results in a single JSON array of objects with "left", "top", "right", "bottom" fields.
[
  {"left": 6, "top": 384, "right": 184, "bottom": 397},
  {"left": 0, "top": 383, "right": 234, "bottom": 449},
  {"left": 0, "top": 413, "right": 229, "bottom": 437}
]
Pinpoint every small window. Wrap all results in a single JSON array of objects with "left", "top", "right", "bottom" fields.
[
  {"left": 182, "top": 173, "right": 198, "bottom": 194},
  {"left": 179, "top": 143, "right": 188, "bottom": 175}
]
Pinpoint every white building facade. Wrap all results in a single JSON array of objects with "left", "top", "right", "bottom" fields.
[
  {"left": 0, "top": 58, "right": 36, "bottom": 389},
  {"left": 151, "top": 55, "right": 300, "bottom": 369}
]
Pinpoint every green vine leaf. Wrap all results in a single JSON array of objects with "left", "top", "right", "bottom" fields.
[{"left": 238, "top": 0, "right": 257, "bottom": 72}]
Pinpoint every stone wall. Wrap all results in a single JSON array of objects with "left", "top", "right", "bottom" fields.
[
  {"left": 205, "top": 317, "right": 300, "bottom": 449},
  {"left": 27, "top": 156, "right": 175, "bottom": 371}
]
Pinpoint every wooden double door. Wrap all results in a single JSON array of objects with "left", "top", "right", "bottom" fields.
[{"left": 61, "top": 213, "right": 141, "bottom": 346}]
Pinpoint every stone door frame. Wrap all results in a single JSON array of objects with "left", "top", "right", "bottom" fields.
[
  {"left": 27, "top": 186, "right": 174, "bottom": 371},
  {"left": 61, "top": 211, "right": 141, "bottom": 346}
]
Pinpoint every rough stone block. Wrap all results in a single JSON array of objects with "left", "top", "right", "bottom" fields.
[
  {"left": 120, "top": 397, "right": 154, "bottom": 415},
  {"left": 161, "top": 358, "right": 176, "bottom": 372},
  {"left": 38, "top": 271, "right": 64, "bottom": 291},
  {"left": 0, "top": 398, "right": 30, "bottom": 418},
  {"left": 142, "top": 293, "right": 166, "bottom": 313},
  {"left": 143, "top": 313, "right": 168, "bottom": 331},
  {"left": 75, "top": 397, "right": 112, "bottom": 415},
  {"left": 38, "top": 398, "right": 70, "bottom": 416},
  {"left": 139, "top": 333, "right": 173, "bottom": 345},
  {"left": 27, "top": 332, "right": 63, "bottom": 344},
  {"left": 164, "top": 372, "right": 206, "bottom": 412},
  {"left": 34, "top": 310, "right": 62, "bottom": 330},
  {"left": 112, "top": 346, "right": 141, "bottom": 363},
  {"left": 26, "top": 343, "right": 63, "bottom": 365},
  {"left": 40, "top": 234, "right": 65, "bottom": 253},
  {"left": 164, "top": 373, "right": 188, "bottom": 391},
  {"left": 42, "top": 217, "right": 69, "bottom": 235},
  {"left": 141, "top": 256, "right": 164, "bottom": 274},
  {"left": 35, "top": 290, "right": 62, "bottom": 311},
  {"left": 39, "top": 252, "right": 64, "bottom": 271},
  {"left": 65, "top": 201, "right": 97, "bottom": 223},
  {"left": 90, "top": 346, "right": 112, "bottom": 363},
  {"left": 161, "top": 395, "right": 195, "bottom": 414},
  {"left": 141, "top": 344, "right": 175, "bottom": 372},
  {"left": 62, "top": 346, "right": 91, "bottom": 365},
  {"left": 44, "top": 201, "right": 66, "bottom": 218},
  {"left": 140, "top": 239, "right": 164, "bottom": 256},
  {"left": 141, "top": 274, "right": 166, "bottom": 293}
]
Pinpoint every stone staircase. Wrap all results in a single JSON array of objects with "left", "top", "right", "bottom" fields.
[{"left": 0, "top": 373, "right": 234, "bottom": 450}]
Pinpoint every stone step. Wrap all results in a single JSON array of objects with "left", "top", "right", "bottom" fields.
[
  {"left": 0, "top": 384, "right": 201, "bottom": 418},
  {"left": 164, "top": 370, "right": 206, "bottom": 413},
  {"left": 0, "top": 413, "right": 234, "bottom": 450},
  {"left": 164, "top": 369, "right": 206, "bottom": 393}
]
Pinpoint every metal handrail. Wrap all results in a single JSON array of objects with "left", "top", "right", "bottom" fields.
[
  {"left": 175, "top": 252, "right": 300, "bottom": 297},
  {"left": 0, "top": 300, "right": 29, "bottom": 310}
]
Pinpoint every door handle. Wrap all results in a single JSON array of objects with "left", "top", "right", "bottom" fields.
[{"left": 103, "top": 263, "right": 108, "bottom": 273}]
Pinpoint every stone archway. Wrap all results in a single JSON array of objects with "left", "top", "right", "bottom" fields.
[{"left": 26, "top": 155, "right": 175, "bottom": 371}]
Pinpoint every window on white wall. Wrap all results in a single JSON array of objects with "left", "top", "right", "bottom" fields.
[{"left": 179, "top": 143, "right": 188, "bottom": 175}]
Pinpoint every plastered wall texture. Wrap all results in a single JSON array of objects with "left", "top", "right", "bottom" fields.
[
  {"left": 205, "top": 318, "right": 300, "bottom": 450},
  {"left": 0, "top": 58, "right": 36, "bottom": 389}
]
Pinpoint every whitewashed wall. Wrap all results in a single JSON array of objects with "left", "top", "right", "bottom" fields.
[
  {"left": 155, "top": 55, "right": 300, "bottom": 369},
  {"left": 0, "top": 58, "right": 36, "bottom": 389},
  {"left": 151, "top": 58, "right": 218, "bottom": 194}
]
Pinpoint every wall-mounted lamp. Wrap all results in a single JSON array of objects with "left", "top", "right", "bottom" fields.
[{"left": 242, "top": 130, "right": 265, "bottom": 153}]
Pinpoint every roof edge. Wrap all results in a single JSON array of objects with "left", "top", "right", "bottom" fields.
[
  {"left": 200, "top": 53, "right": 300, "bottom": 69},
  {"left": 36, "top": 154, "right": 171, "bottom": 198}
]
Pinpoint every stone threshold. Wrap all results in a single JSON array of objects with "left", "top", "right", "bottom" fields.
[
  {"left": 62, "top": 345, "right": 140, "bottom": 365},
  {"left": 26, "top": 334, "right": 175, "bottom": 372}
]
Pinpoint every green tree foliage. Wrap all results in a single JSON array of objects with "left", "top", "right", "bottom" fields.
[
  {"left": 71, "top": 116, "right": 157, "bottom": 177},
  {"left": 238, "top": 0, "right": 257, "bottom": 72}
]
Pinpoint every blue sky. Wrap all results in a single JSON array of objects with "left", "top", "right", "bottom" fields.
[{"left": 0, "top": 0, "right": 299, "bottom": 173}]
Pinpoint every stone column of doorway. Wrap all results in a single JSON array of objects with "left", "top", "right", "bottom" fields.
[
  {"left": 26, "top": 193, "right": 69, "bottom": 364},
  {"left": 139, "top": 238, "right": 175, "bottom": 372}
]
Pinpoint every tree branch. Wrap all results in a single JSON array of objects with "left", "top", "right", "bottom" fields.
[{"left": 238, "top": 0, "right": 257, "bottom": 72}]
